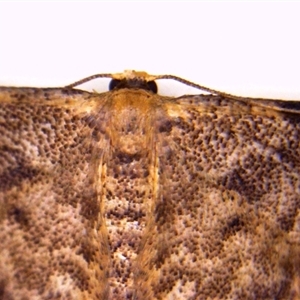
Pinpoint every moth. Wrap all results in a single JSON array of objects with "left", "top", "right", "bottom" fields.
[{"left": 0, "top": 70, "right": 299, "bottom": 300}]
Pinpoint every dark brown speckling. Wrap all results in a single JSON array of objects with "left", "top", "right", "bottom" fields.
[{"left": 0, "top": 78, "right": 299, "bottom": 299}]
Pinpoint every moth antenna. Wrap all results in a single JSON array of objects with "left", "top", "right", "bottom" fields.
[
  {"left": 155, "top": 74, "right": 237, "bottom": 99},
  {"left": 65, "top": 73, "right": 113, "bottom": 88}
]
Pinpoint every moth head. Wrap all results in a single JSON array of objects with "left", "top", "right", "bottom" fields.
[{"left": 109, "top": 70, "right": 158, "bottom": 93}]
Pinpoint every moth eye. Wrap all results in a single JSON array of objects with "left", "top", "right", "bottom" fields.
[
  {"left": 109, "top": 79, "right": 121, "bottom": 91},
  {"left": 147, "top": 81, "right": 158, "bottom": 94}
]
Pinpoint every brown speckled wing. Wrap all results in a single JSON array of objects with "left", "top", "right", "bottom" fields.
[
  {"left": 0, "top": 87, "right": 111, "bottom": 300},
  {"left": 141, "top": 95, "right": 300, "bottom": 299},
  {"left": 0, "top": 86, "right": 299, "bottom": 300}
]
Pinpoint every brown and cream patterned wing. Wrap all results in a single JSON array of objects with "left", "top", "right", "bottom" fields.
[
  {"left": 1, "top": 85, "right": 300, "bottom": 300},
  {"left": 0, "top": 87, "right": 110, "bottom": 300},
  {"left": 138, "top": 95, "right": 300, "bottom": 299}
]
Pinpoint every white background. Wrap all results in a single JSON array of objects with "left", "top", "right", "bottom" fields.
[{"left": 0, "top": 2, "right": 300, "bottom": 99}]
